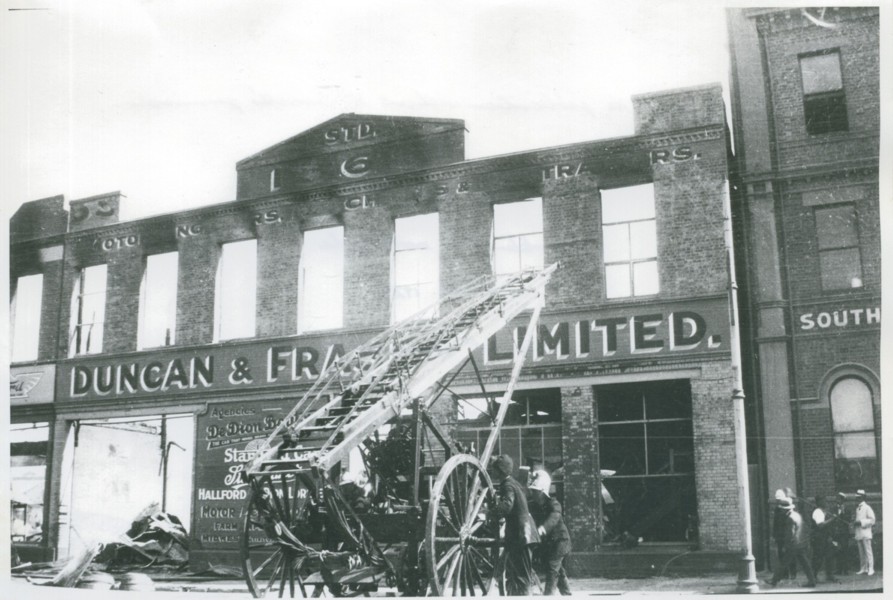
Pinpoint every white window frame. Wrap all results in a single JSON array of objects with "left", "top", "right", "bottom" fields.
[
  {"left": 69, "top": 264, "right": 107, "bottom": 356},
  {"left": 11, "top": 273, "right": 44, "bottom": 362},
  {"left": 214, "top": 239, "right": 257, "bottom": 342},
  {"left": 298, "top": 226, "right": 344, "bottom": 333},
  {"left": 392, "top": 213, "right": 439, "bottom": 323},
  {"left": 492, "top": 197, "right": 544, "bottom": 281},
  {"left": 601, "top": 184, "right": 659, "bottom": 299},
  {"left": 138, "top": 251, "right": 179, "bottom": 349}
]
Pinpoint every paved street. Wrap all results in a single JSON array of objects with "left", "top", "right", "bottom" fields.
[{"left": 8, "top": 570, "right": 883, "bottom": 597}]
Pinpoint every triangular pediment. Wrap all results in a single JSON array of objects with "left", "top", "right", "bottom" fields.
[{"left": 237, "top": 114, "right": 465, "bottom": 169}]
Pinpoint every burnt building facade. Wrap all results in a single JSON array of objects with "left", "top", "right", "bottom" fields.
[
  {"left": 728, "top": 6, "right": 882, "bottom": 568},
  {"left": 10, "top": 85, "right": 756, "bottom": 575}
]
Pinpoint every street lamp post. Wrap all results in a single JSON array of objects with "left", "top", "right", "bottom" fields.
[{"left": 723, "top": 182, "right": 759, "bottom": 593}]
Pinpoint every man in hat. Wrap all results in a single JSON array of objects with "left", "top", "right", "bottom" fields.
[
  {"left": 771, "top": 489, "right": 796, "bottom": 580},
  {"left": 809, "top": 496, "right": 837, "bottom": 583},
  {"left": 527, "top": 470, "right": 571, "bottom": 595},
  {"left": 852, "top": 490, "right": 875, "bottom": 576},
  {"left": 765, "top": 495, "right": 817, "bottom": 588},
  {"left": 489, "top": 454, "right": 539, "bottom": 595},
  {"left": 828, "top": 492, "right": 852, "bottom": 575}
]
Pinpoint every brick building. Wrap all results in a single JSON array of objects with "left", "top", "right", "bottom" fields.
[
  {"left": 10, "top": 85, "right": 754, "bottom": 575},
  {"left": 727, "top": 6, "right": 882, "bottom": 569}
]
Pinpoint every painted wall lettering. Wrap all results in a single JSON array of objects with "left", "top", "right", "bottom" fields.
[
  {"left": 340, "top": 155, "right": 371, "bottom": 178},
  {"left": 71, "top": 199, "right": 117, "bottom": 223},
  {"left": 94, "top": 234, "right": 140, "bottom": 251},
  {"left": 433, "top": 181, "right": 470, "bottom": 195},
  {"left": 542, "top": 162, "right": 590, "bottom": 181},
  {"left": 176, "top": 224, "right": 203, "bottom": 237},
  {"left": 650, "top": 146, "right": 700, "bottom": 165},
  {"left": 253, "top": 210, "right": 281, "bottom": 225},
  {"left": 324, "top": 123, "right": 376, "bottom": 144},
  {"left": 484, "top": 303, "right": 727, "bottom": 365},
  {"left": 344, "top": 195, "right": 376, "bottom": 210},
  {"left": 799, "top": 307, "right": 881, "bottom": 330}
]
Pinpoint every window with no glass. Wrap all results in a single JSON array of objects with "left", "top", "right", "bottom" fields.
[
  {"left": 800, "top": 50, "right": 848, "bottom": 135},
  {"left": 492, "top": 198, "right": 544, "bottom": 281},
  {"left": 11, "top": 273, "right": 43, "bottom": 362},
  {"left": 214, "top": 239, "right": 257, "bottom": 341},
  {"left": 69, "top": 264, "right": 107, "bottom": 356},
  {"left": 393, "top": 213, "right": 439, "bottom": 322},
  {"left": 455, "top": 388, "right": 563, "bottom": 502},
  {"left": 814, "top": 204, "right": 863, "bottom": 290},
  {"left": 596, "top": 380, "right": 697, "bottom": 543},
  {"left": 138, "top": 251, "right": 179, "bottom": 349},
  {"left": 299, "top": 226, "right": 344, "bottom": 332},
  {"left": 601, "top": 184, "right": 658, "bottom": 299}
]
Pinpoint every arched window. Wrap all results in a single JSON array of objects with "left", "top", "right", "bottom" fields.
[{"left": 829, "top": 376, "right": 879, "bottom": 489}]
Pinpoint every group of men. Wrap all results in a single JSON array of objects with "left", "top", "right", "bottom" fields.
[
  {"left": 767, "top": 488, "right": 877, "bottom": 588},
  {"left": 488, "top": 454, "right": 572, "bottom": 596}
]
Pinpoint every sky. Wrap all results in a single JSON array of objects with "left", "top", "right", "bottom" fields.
[{"left": 1, "top": 0, "right": 741, "bottom": 222}]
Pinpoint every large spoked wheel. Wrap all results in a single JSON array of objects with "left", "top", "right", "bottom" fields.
[
  {"left": 241, "top": 473, "right": 317, "bottom": 598},
  {"left": 426, "top": 454, "right": 504, "bottom": 596}
]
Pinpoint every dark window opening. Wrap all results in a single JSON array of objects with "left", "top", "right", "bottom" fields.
[
  {"left": 456, "top": 388, "right": 563, "bottom": 503},
  {"left": 596, "top": 380, "right": 697, "bottom": 543},
  {"left": 800, "top": 50, "right": 848, "bottom": 135}
]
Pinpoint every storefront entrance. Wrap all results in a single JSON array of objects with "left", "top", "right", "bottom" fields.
[
  {"left": 57, "top": 414, "right": 194, "bottom": 559},
  {"left": 595, "top": 380, "right": 697, "bottom": 544}
]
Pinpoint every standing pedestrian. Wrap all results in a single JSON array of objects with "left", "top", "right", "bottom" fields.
[
  {"left": 527, "top": 470, "right": 571, "bottom": 596},
  {"left": 489, "top": 454, "right": 540, "bottom": 596},
  {"left": 829, "top": 492, "right": 852, "bottom": 575},
  {"left": 852, "top": 490, "right": 875, "bottom": 576},
  {"left": 771, "top": 489, "right": 796, "bottom": 580},
  {"left": 810, "top": 496, "right": 837, "bottom": 583},
  {"left": 765, "top": 496, "right": 817, "bottom": 588}
]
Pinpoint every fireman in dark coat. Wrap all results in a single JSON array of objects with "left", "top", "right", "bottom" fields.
[
  {"left": 527, "top": 470, "right": 571, "bottom": 595},
  {"left": 489, "top": 454, "right": 540, "bottom": 596}
]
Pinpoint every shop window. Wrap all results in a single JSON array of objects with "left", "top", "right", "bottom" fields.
[
  {"left": 601, "top": 184, "right": 658, "bottom": 299},
  {"left": 830, "top": 377, "right": 879, "bottom": 489},
  {"left": 800, "top": 50, "right": 848, "bottom": 135},
  {"left": 10, "top": 423, "right": 49, "bottom": 545},
  {"left": 270, "top": 168, "right": 281, "bottom": 192},
  {"left": 214, "top": 239, "right": 257, "bottom": 341},
  {"left": 299, "top": 226, "right": 344, "bottom": 332},
  {"left": 815, "top": 204, "right": 863, "bottom": 290},
  {"left": 393, "top": 213, "right": 439, "bottom": 322},
  {"left": 455, "top": 388, "right": 562, "bottom": 500},
  {"left": 11, "top": 273, "right": 43, "bottom": 362},
  {"left": 138, "top": 251, "right": 178, "bottom": 349},
  {"left": 69, "top": 264, "right": 107, "bottom": 356},
  {"left": 596, "top": 380, "right": 696, "bottom": 543},
  {"left": 493, "top": 198, "right": 544, "bottom": 281}
]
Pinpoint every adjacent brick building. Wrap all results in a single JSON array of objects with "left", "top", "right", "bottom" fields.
[
  {"left": 728, "top": 6, "right": 882, "bottom": 569},
  {"left": 9, "top": 85, "right": 757, "bottom": 575}
]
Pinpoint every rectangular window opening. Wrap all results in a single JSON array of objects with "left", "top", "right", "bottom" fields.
[
  {"left": 69, "top": 264, "right": 107, "bottom": 356},
  {"left": 800, "top": 50, "right": 848, "bottom": 135},
  {"left": 601, "top": 184, "right": 658, "bottom": 299},
  {"left": 814, "top": 204, "right": 863, "bottom": 290},
  {"left": 299, "top": 226, "right": 344, "bottom": 333},
  {"left": 138, "top": 251, "right": 179, "bottom": 349},
  {"left": 393, "top": 213, "right": 439, "bottom": 323},
  {"left": 11, "top": 273, "right": 44, "bottom": 362},
  {"left": 214, "top": 239, "right": 257, "bottom": 341}
]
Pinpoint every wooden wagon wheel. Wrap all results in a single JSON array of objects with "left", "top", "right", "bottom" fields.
[
  {"left": 426, "top": 454, "right": 504, "bottom": 596},
  {"left": 241, "top": 473, "right": 318, "bottom": 598}
]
